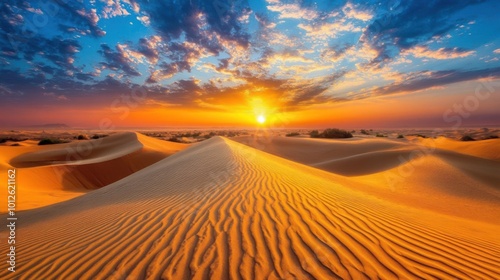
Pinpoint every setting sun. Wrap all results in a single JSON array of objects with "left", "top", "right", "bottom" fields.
[{"left": 257, "top": 115, "right": 266, "bottom": 124}]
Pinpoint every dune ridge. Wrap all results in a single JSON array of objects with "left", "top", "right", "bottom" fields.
[
  {"left": 1, "top": 136, "right": 498, "bottom": 279},
  {"left": 233, "top": 135, "right": 500, "bottom": 222},
  {"left": 0, "top": 132, "right": 188, "bottom": 211}
]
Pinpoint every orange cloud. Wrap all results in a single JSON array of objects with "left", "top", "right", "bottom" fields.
[{"left": 404, "top": 46, "right": 475, "bottom": 60}]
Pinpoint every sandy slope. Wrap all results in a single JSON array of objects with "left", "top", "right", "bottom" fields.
[
  {"left": 233, "top": 135, "right": 500, "bottom": 223},
  {"left": 1, "top": 137, "right": 498, "bottom": 279},
  {"left": 0, "top": 132, "right": 187, "bottom": 211},
  {"left": 419, "top": 136, "right": 500, "bottom": 160}
]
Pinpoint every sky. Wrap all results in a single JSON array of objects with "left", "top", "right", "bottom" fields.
[{"left": 0, "top": 0, "right": 499, "bottom": 128}]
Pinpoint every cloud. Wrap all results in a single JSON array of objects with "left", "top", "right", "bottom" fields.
[
  {"left": 494, "top": 48, "right": 500, "bottom": 54},
  {"left": 254, "top": 13, "right": 300, "bottom": 49},
  {"left": 321, "top": 44, "right": 354, "bottom": 62},
  {"left": 364, "top": 67, "right": 500, "bottom": 98},
  {"left": 137, "top": 15, "right": 150, "bottom": 26},
  {"left": 261, "top": 49, "right": 313, "bottom": 66},
  {"left": 298, "top": 20, "right": 361, "bottom": 39},
  {"left": 342, "top": 2, "right": 373, "bottom": 21},
  {"left": 363, "top": 0, "right": 484, "bottom": 66},
  {"left": 146, "top": 63, "right": 180, "bottom": 83},
  {"left": 266, "top": 0, "right": 318, "bottom": 20},
  {"left": 284, "top": 71, "right": 348, "bottom": 107},
  {"left": 404, "top": 46, "right": 475, "bottom": 60},
  {"left": 136, "top": 36, "right": 162, "bottom": 63},
  {"left": 42, "top": 37, "right": 82, "bottom": 69},
  {"left": 138, "top": 0, "right": 250, "bottom": 49},
  {"left": 98, "top": 44, "right": 141, "bottom": 77},
  {"left": 57, "top": 2, "right": 106, "bottom": 37},
  {"left": 101, "top": 0, "right": 131, "bottom": 19},
  {"left": 255, "top": 12, "right": 276, "bottom": 29},
  {"left": 43, "top": 92, "right": 69, "bottom": 101}
]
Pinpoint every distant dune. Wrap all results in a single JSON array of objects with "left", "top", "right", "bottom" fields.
[
  {"left": 23, "top": 123, "right": 70, "bottom": 128},
  {"left": 1, "top": 136, "right": 498, "bottom": 279},
  {"left": 419, "top": 136, "right": 500, "bottom": 160},
  {"left": 233, "top": 135, "right": 500, "bottom": 223},
  {"left": 0, "top": 132, "right": 188, "bottom": 210}
]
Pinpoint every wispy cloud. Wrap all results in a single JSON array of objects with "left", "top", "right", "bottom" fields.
[
  {"left": 404, "top": 46, "right": 475, "bottom": 60},
  {"left": 266, "top": 0, "right": 319, "bottom": 20}
]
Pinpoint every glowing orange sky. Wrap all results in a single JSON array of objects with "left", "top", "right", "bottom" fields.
[{"left": 1, "top": 79, "right": 498, "bottom": 129}]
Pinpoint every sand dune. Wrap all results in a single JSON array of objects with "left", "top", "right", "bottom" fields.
[
  {"left": 232, "top": 135, "right": 408, "bottom": 167},
  {"left": 234, "top": 135, "right": 500, "bottom": 222},
  {"left": 1, "top": 136, "right": 498, "bottom": 279},
  {"left": 0, "top": 132, "right": 188, "bottom": 211},
  {"left": 419, "top": 136, "right": 500, "bottom": 161}
]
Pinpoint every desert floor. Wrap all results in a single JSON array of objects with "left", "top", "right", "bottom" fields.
[{"left": 0, "top": 131, "right": 499, "bottom": 279}]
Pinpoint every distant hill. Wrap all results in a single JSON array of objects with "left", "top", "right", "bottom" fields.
[{"left": 25, "top": 123, "right": 70, "bottom": 128}]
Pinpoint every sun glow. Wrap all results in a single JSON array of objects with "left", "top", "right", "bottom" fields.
[{"left": 257, "top": 115, "right": 266, "bottom": 124}]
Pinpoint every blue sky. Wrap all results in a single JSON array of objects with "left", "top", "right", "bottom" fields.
[{"left": 0, "top": 0, "right": 499, "bottom": 127}]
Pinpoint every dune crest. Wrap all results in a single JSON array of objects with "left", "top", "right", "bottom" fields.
[
  {"left": 1, "top": 137, "right": 498, "bottom": 279},
  {"left": 233, "top": 135, "right": 500, "bottom": 222},
  {"left": 0, "top": 132, "right": 188, "bottom": 211}
]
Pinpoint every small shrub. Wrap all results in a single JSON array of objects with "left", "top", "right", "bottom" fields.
[
  {"left": 310, "top": 128, "right": 352, "bottom": 139},
  {"left": 322, "top": 128, "right": 353, "bottom": 138},
  {"left": 203, "top": 132, "right": 217, "bottom": 139},
  {"left": 360, "top": 129, "right": 370, "bottom": 135},
  {"left": 91, "top": 134, "right": 108, "bottom": 139},
  {"left": 397, "top": 134, "right": 405, "bottom": 139},
  {"left": 408, "top": 134, "right": 427, "bottom": 138},
  {"left": 177, "top": 132, "right": 202, "bottom": 138},
  {"left": 484, "top": 135, "right": 499, "bottom": 140},
  {"left": 77, "top": 134, "right": 89, "bottom": 140},
  {"left": 460, "top": 135, "right": 475, "bottom": 141},
  {"left": 10, "top": 143, "right": 21, "bottom": 146},
  {"left": 376, "top": 133, "right": 386, "bottom": 137},
  {"left": 286, "top": 132, "right": 300, "bottom": 137},
  {"left": 167, "top": 137, "right": 182, "bottom": 143},
  {"left": 38, "top": 138, "right": 68, "bottom": 145},
  {"left": 0, "top": 137, "right": 25, "bottom": 143},
  {"left": 310, "top": 130, "right": 320, "bottom": 138}
]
